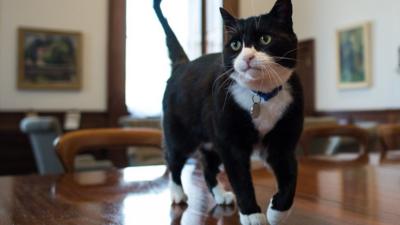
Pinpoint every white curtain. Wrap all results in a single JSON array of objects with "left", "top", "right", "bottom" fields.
[{"left": 126, "top": 0, "right": 201, "bottom": 118}]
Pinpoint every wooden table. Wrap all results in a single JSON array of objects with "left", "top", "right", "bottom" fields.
[{"left": 0, "top": 157, "right": 399, "bottom": 225}]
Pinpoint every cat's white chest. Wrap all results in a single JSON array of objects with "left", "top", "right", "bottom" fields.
[{"left": 230, "top": 83, "right": 293, "bottom": 136}]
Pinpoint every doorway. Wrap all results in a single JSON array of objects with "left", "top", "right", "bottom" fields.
[{"left": 296, "top": 39, "right": 316, "bottom": 116}]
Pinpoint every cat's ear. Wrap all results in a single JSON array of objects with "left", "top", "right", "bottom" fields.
[
  {"left": 220, "top": 8, "right": 238, "bottom": 29},
  {"left": 270, "top": 0, "right": 293, "bottom": 24}
]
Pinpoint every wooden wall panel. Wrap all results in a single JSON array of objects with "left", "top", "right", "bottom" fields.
[
  {"left": 223, "top": 0, "right": 239, "bottom": 16},
  {"left": 0, "top": 130, "right": 36, "bottom": 175},
  {"left": 317, "top": 110, "right": 400, "bottom": 124}
]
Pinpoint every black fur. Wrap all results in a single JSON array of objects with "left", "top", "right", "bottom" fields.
[{"left": 154, "top": 0, "right": 303, "bottom": 216}]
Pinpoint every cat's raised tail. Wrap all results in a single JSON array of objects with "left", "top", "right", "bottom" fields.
[{"left": 153, "top": 0, "right": 189, "bottom": 69}]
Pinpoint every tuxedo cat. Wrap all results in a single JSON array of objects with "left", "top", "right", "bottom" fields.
[{"left": 154, "top": 0, "right": 303, "bottom": 224}]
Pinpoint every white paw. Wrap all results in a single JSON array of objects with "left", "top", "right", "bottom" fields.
[
  {"left": 266, "top": 200, "right": 292, "bottom": 225},
  {"left": 212, "top": 185, "right": 236, "bottom": 205},
  {"left": 239, "top": 213, "right": 267, "bottom": 225},
  {"left": 170, "top": 182, "right": 188, "bottom": 204}
]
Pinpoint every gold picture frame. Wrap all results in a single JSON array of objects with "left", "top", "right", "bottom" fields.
[
  {"left": 18, "top": 27, "right": 82, "bottom": 90},
  {"left": 336, "top": 22, "right": 372, "bottom": 89}
]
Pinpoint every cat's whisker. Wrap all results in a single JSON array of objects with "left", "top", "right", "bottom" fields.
[
  {"left": 265, "top": 64, "right": 285, "bottom": 97},
  {"left": 257, "top": 66, "right": 271, "bottom": 93},
  {"left": 280, "top": 45, "right": 307, "bottom": 58},
  {"left": 281, "top": 48, "right": 299, "bottom": 57},
  {"left": 257, "top": 58, "right": 302, "bottom": 66},
  {"left": 213, "top": 68, "right": 234, "bottom": 87},
  {"left": 257, "top": 65, "right": 268, "bottom": 85},
  {"left": 212, "top": 68, "right": 234, "bottom": 97},
  {"left": 218, "top": 70, "right": 235, "bottom": 93},
  {"left": 258, "top": 66, "right": 270, "bottom": 93},
  {"left": 265, "top": 63, "right": 284, "bottom": 84},
  {"left": 256, "top": 68, "right": 264, "bottom": 92},
  {"left": 266, "top": 67, "right": 280, "bottom": 92},
  {"left": 272, "top": 56, "right": 297, "bottom": 60},
  {"left": 259, "top": 60, "right": 297, "bottom": 72},
  {"left": 214, "top": 68, "right": 234, "bottom": 84},
  {"left": 222, "top": 79, "right": 234, "bottom": 112},
  {"left": 260, "top": 64, "right": 281, "bottom": 94},
  {"left": 271, "top": 56, "right": 303, "bottom": 63},
  {"left": 220, "top": 76, "right": 233, "bottom": 91}
]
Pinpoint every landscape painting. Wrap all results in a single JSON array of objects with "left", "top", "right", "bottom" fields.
[
  {"left": 18, "top": 28, "right": 82, "bottom": 90},
  {"left": 337, "top": 22, "right": 371, "bottom": 89}
]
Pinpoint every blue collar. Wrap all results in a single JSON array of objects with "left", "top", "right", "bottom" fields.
[{"left": 252, "top": 86, "right": 283, "bottom": 102}]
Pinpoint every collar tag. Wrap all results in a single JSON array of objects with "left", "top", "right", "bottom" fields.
[{"left": 252, "top": 86, "right": 283, "bottom": 102}]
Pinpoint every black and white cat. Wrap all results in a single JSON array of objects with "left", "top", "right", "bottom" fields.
[{"left": 154, "top": 0, "right": 303, "bottom": 224}]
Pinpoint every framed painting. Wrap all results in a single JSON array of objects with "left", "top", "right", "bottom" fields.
[
  {"left": 18, "top": 28, "right": 82, "bottom": 90},
  {"left": 336, "top": 22, "right": 372, "bottom": 89}
]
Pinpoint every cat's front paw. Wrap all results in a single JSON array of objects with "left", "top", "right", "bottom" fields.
[
  {"left": 266, "top": 200, "right": 292, "bottom": 225},
  {"left": 239, "top": 213, "right": 267, "bottom": 225},
  {"left": 170, "top": 182, "right": 188, "bottom": 204},
  {"left": 212, "top": 185, "right": 235, "bottom": 205}
]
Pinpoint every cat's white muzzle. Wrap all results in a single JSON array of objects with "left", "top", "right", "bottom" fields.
[
  {"left": 232, "top": 47, "right": 289, "bottom": 92},
  {"left": 232, "top": 47, "right": 293, "bottom": 93}
]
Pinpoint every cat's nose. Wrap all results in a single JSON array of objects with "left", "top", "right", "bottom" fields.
[{"left": 245, "top": 55, "right": 255, "bottom": 66}]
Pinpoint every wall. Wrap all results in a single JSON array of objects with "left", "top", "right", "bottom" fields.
[
  {"left": 0, "top": 0, "right": 108, "bottom": 111},
  {"left": 239, "top": 0, "right": 400, "bottom": 111}
]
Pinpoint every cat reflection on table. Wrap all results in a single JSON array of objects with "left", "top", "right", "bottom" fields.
[{"left": 154, "top": 0, "right": 303, "bottom": 225}]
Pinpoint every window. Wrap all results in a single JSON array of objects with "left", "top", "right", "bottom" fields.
[
  {"left": 205, "top": 0, "right": 223, "bottom": 54},
  {"left": 126, "top": 0, "right": 201, "bottom": 118}
]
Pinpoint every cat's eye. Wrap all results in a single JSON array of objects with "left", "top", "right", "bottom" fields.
[
  {"left": 230, "top": 40, "right": 242, "bottom": 51},
  {"left": 260, "top": 35, "right": 272, "bottom": 45}
]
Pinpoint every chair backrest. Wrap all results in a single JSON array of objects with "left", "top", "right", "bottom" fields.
[
  {"left": 55, "top": 128, "right": 163, "bottom": 172},
  {"left": 118, "top": 116, "right": 161, "bottom": 129},
  {"left": 20, "top": 116, "right": 64, "bottom": 175},
  {"left": 377, "top": 124, "right": 400, "bottom": 160},
  {"left": 300, "top": 124, "right": 370, "bottom": 161},
  {"left": 302, "top": 116, "right": 339, "bottom": 155}
]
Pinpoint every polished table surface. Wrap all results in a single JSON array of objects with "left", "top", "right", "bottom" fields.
[{"left": 0, "top": 156, "right": 400, "bottom": 225}]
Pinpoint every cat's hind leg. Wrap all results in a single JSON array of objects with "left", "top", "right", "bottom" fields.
[
  {"left": 166, "top": 149, "right": 189, "bottom": 204},
  {"left": 163, "top": 116, "right": 199, "bottom": 204},
  {"left": 200, "top": 146, "right": 235, "bottom": 205},
  {"left": 164, "top": 125, "right": 197, "bottom": 204}
]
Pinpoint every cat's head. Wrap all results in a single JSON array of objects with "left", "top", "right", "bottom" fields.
[{"left": 220, "top": 0, "right": 297, "bottom": 92}]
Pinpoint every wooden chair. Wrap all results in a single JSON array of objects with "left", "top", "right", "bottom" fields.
[
  {"left": 377, "top": 124, "right": 400, "bottom": 162},
  {"left": 55, "top": 128, "right": 163, "bottom": 172},
  {"left": 300, "top": 124, "right": 370, "bottom": 163}
]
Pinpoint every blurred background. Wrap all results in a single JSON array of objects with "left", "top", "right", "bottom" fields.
[{"left": 0, "top": 0, "right": 399, "bottom": 175}]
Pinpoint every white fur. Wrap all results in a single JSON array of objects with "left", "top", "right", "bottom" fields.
[
  {"left": 170, "top": 181, "right": 188, "bottom": 204},
  {"left": 230, "top": 83, "right": 293, "bottom": 136},
  {"left": 239, "top": 212, "right": 267, "bottom": 225},
  {"left": 229, "top": 46, "right": 294, "bottom": 136},
  {"left": 212, "top": 184, "right": 235, "bottom": 205},
  {"left": 266, "top": 199, "right": 292, "bottom": 225}
]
